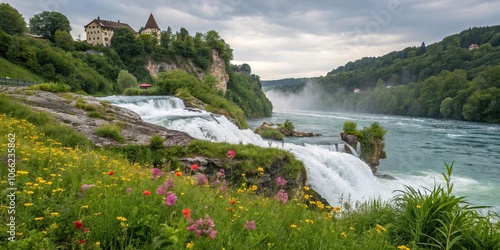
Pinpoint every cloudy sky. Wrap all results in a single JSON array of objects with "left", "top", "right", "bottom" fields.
[{"left": 4, "top": 0, "right": 500, "bottom": 80}]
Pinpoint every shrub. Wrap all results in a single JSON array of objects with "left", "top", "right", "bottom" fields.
[
  {"left": 95, "top": 123, "right": 125, "bottom": 143},
  {"left": 149, "top": 135, "right": 165, "bottom": 150},
  {"left": 255, "top": 127, "right": 285, "bottom": 140},
  {"left": 29, "top": 82, "right": 71, "bottom": 93}
]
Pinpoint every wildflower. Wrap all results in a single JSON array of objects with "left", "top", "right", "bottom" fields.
[
  {"left": 81, "top": 184, "right": 95, "bottom": 191},
  {"left": 191, "top": 164, "right": 199, "bottom": 171},
  {"left": 303, "top": 186, "right": 310, "bottom": 191},
  {"left": 349, "top": 226, "right": 355, "bottom": 231},
  {"left": 244, "top": 220, "right": 256, "bottom": 230},
  {"left": 416, "top": 204, "right": 422, "bottom": 209},
  {"left": 17, "top": 170, "right": 29, "bottom": 175},
  {"left": 257, "top": 167, "right": 264, "bottom": 174},
  {"left": 333, "top": 206, "right": 341, "bottom": 213},
  {"left": 304, "top": 194, "right": 311, "bottom": 199},
  {"left": 126, "top": 187, "right": 132, "bottom": 193},
  {"left": 241, "top": 173, "right": 245, "bottom": 177},
  {"left": 250, "top": 185, "right": 258, "bottom": 191},
  {"left": 74, "top": 221, "right": 83, "bottom": 229},
  {"left": 218, "top": 168, "right": 225, "bottom": 178},
  {"left": 195, "top": 174, "right": 209, "bottom": 186},
  {"left": 397, "top": 245, "right": 410, "bottom": 250},
  {"left": 228, "top": 207, "right": 233, "bottom": 212},
  {"left": 274, "top": 190, "right": 289, "bottom": 204},
  {"left": 227, "top": 149, "right": 235, "bottom": 159},
  {"left": 276, "top": 176, "right": 287, "bottom": 187},
  {"left": 305, "top": 219, "right": 314, "bottom": 224},
  {"left": 230, "top": 199, "right": 236, "bottom": 205},
  {"left": 144, "top": 190, "right": 151, "bottom": 196},
  {"left": 24, "top": 203, "right": 33, "bottom": 207},
  {"left": 290, "top": 224, "right": 297, "bottom": 228},
  {"left": 96, "top": 242, "right": 101, "bottom": 247},
  {"left": 182, "top": 208, "right": 191, "bottom": 219},
  {"left": 187, "top": 214, "right": 217, "bottom": 239},
  {"left": 186, "top": 242, "right": 194, "bottom": 249},
  {"left": 342, "top": 232, "right": 347, "bottom": 238},
  {"left": 152, "top": 168, "right": 163, "bottom": 179},
  {"left": 108, "top": 171, "right": 114, "bottom": 176},
  {"left": 34, "top": 217, "right": 44, "bottom": 221},
  {"left": 82, "top": 205, "right": 89, "bottom": 209},
  {"left": 26, "top": 191, "right": 34, "bottom": 195},
  {"left": 50, "top": 212, "right": 59, "bottom": 216},
  {"left": 376, "top": 224, "right": 387, "bottom": 233},
  {"left": 79, "top": 239, "right": 86, "bottom": 245},
  {"left": 83, "top": 227, "right": 89, "bottom": 233},
  {"left": 176, "top": 171, "right": 182, "bottom": 177},
  {"left": 165, "top": 192, "right": 177, "bottom": 206},
  {"left": 116, "top": 216, "right": 127, "bottom": 222},
  {"left": 156, "top": 179, "right": 174, "bottom": 195}
]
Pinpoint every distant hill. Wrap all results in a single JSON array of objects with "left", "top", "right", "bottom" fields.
[{"left": 267, "top": 25, "right": 500, "bottom": 123}]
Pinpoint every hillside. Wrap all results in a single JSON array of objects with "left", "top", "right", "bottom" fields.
[{"left": 266, "top": 25, "right": 500, "bottom": 123}]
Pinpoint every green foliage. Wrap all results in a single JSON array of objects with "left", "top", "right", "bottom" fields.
[
  {"left": 54, "top": 29, "right": 74, "bottom": 51},
  {"left": 342, "top": 121, "right": 363, "bottom": 138},
  {"left": 149, "top": 135, "right": 165, "bottom": 150},
  {"left": 29, "top": 82, "right": 71, "bottom": 93},
  {"left": 255, "top": 127, "right": 285, "bottom": 141},
  {"left": 95, "top": 123, "right": 126, "bottom": 143},
  {"left": 0, "top": 3, "right": 26, "bottom": 35},
  {"left": 116, "top": 70, "right": 138, "bottom": 93},
  {"left": 0, "top": 57, "right": 44, "bottom": 82},
  {"left": 29, "top": 11, "right": 71, "bottom": 41},
  {"left": 279, "top": 119, "right": 295, "bottom": 130},
  {"left": 226, "top": 71, "right": 273, "bottom": 118}
]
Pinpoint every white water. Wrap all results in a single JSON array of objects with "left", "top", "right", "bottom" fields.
[{"left": 100, "top": 96, "right": 398, "bottom": 205}]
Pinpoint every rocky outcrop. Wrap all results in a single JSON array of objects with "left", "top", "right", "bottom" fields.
[
  {"left": 2, "top": 86, "right": 193, "bottom": 147},
  {"left": 255, "top": 122, "right": 321, "bottom": 140},
  {"left": 146, "top": 49, "right": 229, "bottom": 93},
  {"left": 340, "top": 131, "right": 386, "bottom": 174}
]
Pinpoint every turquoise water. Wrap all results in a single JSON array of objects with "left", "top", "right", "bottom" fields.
[{"left": 248, "top": 110, "right": 500, "bottom": 213}]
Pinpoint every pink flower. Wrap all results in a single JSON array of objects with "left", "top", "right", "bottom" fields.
[
  {"left": 156, "top": 179, "right": 174, "bottom": 195},
  {"left": 274, "top": 189, "right": 289, "bottom": 204},
  {"left": 227, "top": 150, "right": 235, "bottom": 159},
  {"left": 191, "top": 164, "right": 199, "bottom": 171},
  {"left": 187, "top": 214, "right": 217, "bottom": 239},
  {"left": 276, "top": 177, "right": 287, "bottom": 187},
  {"left": 244, "top": 220, "right": 256, "bottom": 230},
  {"left": 218, "top": 168, "right": 225, "bottom": 178},
  {"left": 126, "top": 187, "right": 132, "bottom": 194},
  {"left": 152, "top": 168, "right": 163, "bottom": 179},
  {"left": 165, "top": 192, "right": 177, "bottom": 206},
  {"left": 195, "top": 174, "right": 209, "bottom": 186},
  {"left": 81, "top": 184, "right": 95, "bottom": 191}
]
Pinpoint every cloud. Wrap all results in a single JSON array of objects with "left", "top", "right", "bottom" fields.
[{"left": 3, "top": 0, "right": 499, "bottom": 80}]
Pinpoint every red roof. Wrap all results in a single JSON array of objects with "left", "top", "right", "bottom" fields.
[{"left": 138, "top": 83, "right": 152, "bottom": 87}]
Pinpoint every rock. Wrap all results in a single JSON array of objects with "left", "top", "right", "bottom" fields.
[
  {"left": 3, "top": 87, "right": 194, "bottom": 147},
  {"left": 255, "top": 122, "right": 321, "bottom": 139},
  {"left": 340, "top": 131, "right": 386, "bottom": 174},
  {"left": 375, "top": 174, "right": 396, "bottom": 180}
]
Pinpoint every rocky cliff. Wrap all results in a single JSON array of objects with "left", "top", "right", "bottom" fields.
[
  {"left": 146, "top": 49, "right": 229, "bottom": 93},
  {"left": 340, "top": 131, "right": 386, "bottom": 174}
]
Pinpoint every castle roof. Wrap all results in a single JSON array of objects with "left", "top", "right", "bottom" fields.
[
  {"left": 144, "top": 13, "right": 160, "bottom": 30},
  {"left": 85, "top": 17, "right": 136, "bottom": 33}
]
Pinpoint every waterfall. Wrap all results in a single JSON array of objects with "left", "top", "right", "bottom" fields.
[{"left": 99, "top": 96, "right": 392, "bottom": 205}]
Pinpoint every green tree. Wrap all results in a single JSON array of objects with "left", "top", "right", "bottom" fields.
[
  {"left": 440, "top": 97, "right": 454, "bottom": 119},
  {"left": 54, "top": 29, "right": 75, "bottom": 51},
  {"left": 117, "top": 70, "right": 137, "bottom": 93},
  {"left": 0, "top": 3, "right": 26, "bottom": 35},
  {"left": 111, "top": 28, "right": 143, "bottom": 64},
  {"left": 29, "top": 11, "right": 71, "bottom": 41},
  {"left": 160, "top": 26, "right": 172, "bottom": 49}
]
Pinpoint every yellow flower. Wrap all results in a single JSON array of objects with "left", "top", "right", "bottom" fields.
[
  {"left": 50, "top": 212, "right": 59, "bottom": 216},
  {"left": 303, "top": 186, "right": 310, "bottom": 191},
  {"left": 241, "top": 173, "right": 246, "bottom": 177},
  {"left": 257, "top": 167, "right": 264, "bottom": 174},
  {"left": 24, "top": 203, "right": 33, "bottom": 207},
  {"left": 376, "top": 224, "right": 387, "bottom": 233},
  {"left": 305, "top": 219, "right": 314, "bottom": 224},
  {"left": 290, "top": 224, "right": 297, "bottom": 228},
  {"left": 251, "top": 185, "right": 258, "bottom": 191},
  {"left": 349, "top": 226, "right": 355, "bottom": 231},
  {"left": 82, "top": 205, "right": 89, "bottom": 209},
  {"left": 34, "top": 217, "right": 44, "bottom": 221},
  {"left": 333, "top": 206, "right": 341, "bottom": 213},
  {"left": 26, "top": 191, "right": 34, "bottom": 195},
  {"left": 416, "top": 204, "right": 422, "bottom": 209},
  {"left": 304, "top": 194, "right": 311, "bottom": 199},
  {"left": 186, "top": 241, "right": 194, "bottom": 249},
  {"left": 50, "top": 223, "right": 59, "bottom": 229},
  {"left": 397, "top": 246, "right": 410, "bottom": 250},
  {"left": 17, "top": 170, "right": 29, "bottom": 175},
  {"left": 117, "top": 216, "right": 127, "bottom": 222},
  {"left": 342, "top": 232, "right": 347, "bottom": 238},
  {"left": 96, "top": 242, "right": 101, "bottom": 247}
]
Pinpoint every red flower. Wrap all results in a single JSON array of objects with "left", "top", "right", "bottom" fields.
[
  {"left": 83, "top": 227, "right": 89, "bottom": 233},
  {"left": 74, "top": 221, "right": 83, "bottom": 229},
  {"left": 230, "top": 199, "right": 235, "bottom": 205},
  {"left": 176, "top": 171, "right": 182, "bottom": 177},
  {"left": 144, "top": 190, "right": 151, "bottom": 196},
  {"left": 182, "top": 208, "right": 191, "bottom": 219},
  {"left": 227, "top": 150, "right": 235, "bottom": 159},
  {"left": 191, "top": 164, "right": 199, "bottom": 171},
  {"left": 108, "top": 171, "right": 114, "bottom": 176},
  {"left": 228, "top": 207, "right": 233, "bottom": 212},
  {"left": 79, "top": 239, "right": 86, "bottom": 245}
]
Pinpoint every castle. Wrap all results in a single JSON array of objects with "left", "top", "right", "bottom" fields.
[{"left": 84, "top": 13, "right": 161, "bottom": 47}]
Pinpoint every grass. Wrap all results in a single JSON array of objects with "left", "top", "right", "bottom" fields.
[
  {"left": 0, "top": 100, "right": 499, "bottom": 249},
  {"left": 255, "top": 127, "right": 285, "bottom": 141},
  {"left": 28, "top": 82, "right": 71, "bottom": 93},
  {"left": 0, "top": 57, "right": 45, "bottom": 83},
  {"left": 95, "top": 123, "right": 126, "bottom": 143}
]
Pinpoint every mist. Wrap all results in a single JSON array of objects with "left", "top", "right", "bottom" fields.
[{"left": 264, "top": 80, "right": 323, "bottom": 112}]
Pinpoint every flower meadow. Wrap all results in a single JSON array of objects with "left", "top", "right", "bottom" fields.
[{"left": 1, "top": 112, "right": 500, "bottom": 249}]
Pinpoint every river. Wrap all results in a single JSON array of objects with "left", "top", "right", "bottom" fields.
[{"left": 100, "top": 96, "right": 500, "bottom": 214}]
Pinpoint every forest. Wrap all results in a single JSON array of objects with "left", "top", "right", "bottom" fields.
[
  {"left": 0, "top": 3, "right": 272, "bottom": 119},
  {"left": 265, "top": 25, "right": 500, "bottom": 123}
]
